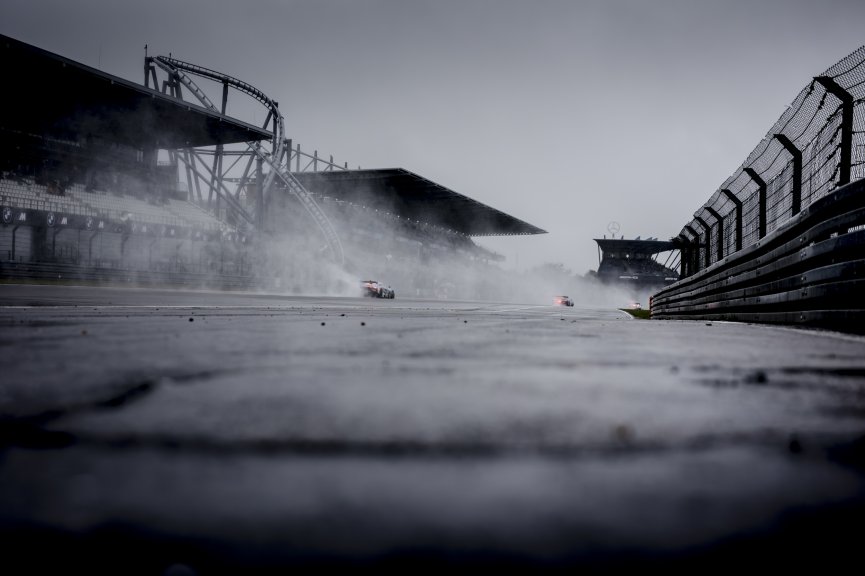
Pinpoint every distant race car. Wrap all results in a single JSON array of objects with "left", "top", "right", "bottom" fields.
[
  {"left": 362, "top": 280, "right": 395, "bottom": 299},
  {"left": 554, "top": 295, "right": 574, "bottom": 307}
]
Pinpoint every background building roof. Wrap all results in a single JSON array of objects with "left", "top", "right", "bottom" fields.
[
  {"left": 0, "top": 33, "right": 270, "bottom": 149},
  {"left": 293, "top": 168, "right": 547, "bottom": 237}
]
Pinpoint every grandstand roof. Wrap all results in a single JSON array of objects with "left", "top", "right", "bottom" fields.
[
  {"left": 292, "top": 168, "right": 546, "bottom": 236},
  {"left": 0, "top": 34, "right": 271, "bottom": 149},
  {"left": 595, "top": 238, "right": 677, "bottom": 255}
]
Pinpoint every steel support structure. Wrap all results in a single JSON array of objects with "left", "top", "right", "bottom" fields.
[
  {"left": 814, "top": 76, "right": 854, "bottom": 187},
  {"left": 143, "top": 55, "right": 345, "bottom": 264},
  {"left": 694, "top": 216, "right": 712, "bottom": 268},
  {"left": 704, "top": 207, "right": 724, "bottom": 261},
  {"left": 674, "top": 234, "right": 691, "bottom": 278},
  {"left": 684, "top": 225, "right": 701, "bottom": 273},
  {"left": 668, "top": 251, "right": 682, "bottom": 276},
  {"left": 773, "top": 133, "right": 803, "bottom": 216},
  {"left": 744, "top": 168, "right": 767, "bottom": 239},
  {"left": 721, "top": 189, "right": 743, "bottom": 252}
]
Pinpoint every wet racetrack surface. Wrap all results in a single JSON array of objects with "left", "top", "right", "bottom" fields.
[{"left": 1, "top": 284, "right": 865, "bottom": 574}]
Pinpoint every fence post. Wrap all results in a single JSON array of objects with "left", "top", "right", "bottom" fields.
[
  {"left": 694, "top": 216, "right": 712, "bottom": 267},
  {"left": 675, "top": 234, "right": 690, "bottom": 277},
  {"left": 721, "top": 189, "right": 743, "bottom": 251},
  {"left": 773, "top": 133, "right": 803, "bottom": 216},
  {"left": 685, "top": 225, "right": 700, "bottom": 272},
  {"left": 814, "top": 76, "right": 854, "bottom": 186},
  {"left": 744, "top": 168, "right": 767, "bottom": 239},
  {"left": 705, "top": 207, "right": 724, "bottom": 261}
]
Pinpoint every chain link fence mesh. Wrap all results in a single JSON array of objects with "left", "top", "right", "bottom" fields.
[{"left": 685, "top": 45, "right": 865, "bottom": 271}]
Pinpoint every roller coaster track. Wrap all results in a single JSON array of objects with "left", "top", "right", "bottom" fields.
[{"left": 152, "top": 56, "right": 344, "bottom": 265}]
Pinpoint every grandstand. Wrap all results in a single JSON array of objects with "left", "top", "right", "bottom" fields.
[
  {"left": 284, "top": 169, "right": 547, "bottom": 297},
  {"left": 0, "top": 177, "right": 225, "bottom": 230},
  {"left": 594, "top": 237, "right": 680, "bottom": 295},
  {"left": 0, "top": 34, "right": 270, "bottom": 285},
  {"left": 1, "top": 33, "right": 546, "bottom": 294},
  {"left": 293, "top": 168, "right": 541, "bottom": 260}
]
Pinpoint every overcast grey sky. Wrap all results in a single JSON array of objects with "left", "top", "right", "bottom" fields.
[{"left": 2, "top": 0, "right": 864, "bottom": 273}]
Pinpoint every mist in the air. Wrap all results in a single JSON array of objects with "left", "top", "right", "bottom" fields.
[{"left": 254, "top": 180, "right": 649, "bottom": 309}]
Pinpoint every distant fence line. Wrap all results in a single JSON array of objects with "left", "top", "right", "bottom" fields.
[{"left": 678, "top": 45, "right": 865, "bottom": 274}]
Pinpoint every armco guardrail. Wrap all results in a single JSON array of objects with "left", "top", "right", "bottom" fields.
[
  {"left": 651, "top": 178, "right": 865, "bottom": 331},
  {"left": 653, "top": 45, "right": 865, "bottom": 331}
]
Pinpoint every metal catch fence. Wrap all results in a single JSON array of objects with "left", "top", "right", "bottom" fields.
[{"left": 679, "top": 45, "right": 865, "bottom": 273}]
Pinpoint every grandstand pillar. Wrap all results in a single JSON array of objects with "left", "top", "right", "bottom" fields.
[
  {"left": 32, "top": 225, "right": 49, "bottom": 262},
  {"left": 11, "top": 225, "right": 19, "bottom": 262},
  {"left": 256, "top": 156, "right": 264, "bottom": 229},
  {"left": 705, "top": 207, "right": 724, "bottom": 261},
  {"left": 144, "top": 57, "right": 158, "bottom": 90},
  {"left": 147, "top": 238, "right": 157, "bottom": 270},
  {"left": 743, "top": 168, "right": 767, "bottom": 239},
  {"left": 143, "top": 147, "right": 157, "bottom": 167},
  {"left": 773, "top": 133, "right": 803, "bottom": 216},
  {"left": 721, "top": 189, "right": 743, "bottom": 252},
  {"left": 88, "top": 233, "right": 99, "bottom": 266},
  {"left": 52, "top": 227, "right": 64, "bottom": 259},
  {"left": 76, "top": 229, "right": 82, "bottom": 264},
  {"left": 170, "top": 72, "right": 184, "bottom": 99},
  {"left": 211, "top": 145, "right": 224, "bottom": 219},
  {"left": 814, "top": 76, "right": 854, "bottom": 186},
  {"left": 694, "top": 216, "right": 712, "bottom": 268}
]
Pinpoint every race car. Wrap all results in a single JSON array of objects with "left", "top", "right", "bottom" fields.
[
  {"left": 554, "top": 295, "right": 574, "bottom": 307},
  {"left": 361, "top": 280, "right": 395, "bottom": 299}
]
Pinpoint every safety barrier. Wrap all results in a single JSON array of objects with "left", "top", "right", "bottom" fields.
[
  {"left": 653, "top": 46, "right": 865, "bottom": 331},
  {"left": 651, "top": 178, "right": 865, "bottom": 331}
]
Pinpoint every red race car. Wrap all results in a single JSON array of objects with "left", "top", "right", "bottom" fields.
[{"left": 361, "top": 280, "right": 395, "bottom": 299}]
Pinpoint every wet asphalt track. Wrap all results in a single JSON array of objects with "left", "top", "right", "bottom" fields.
[{"left": 2, "top": 283, "right": 865, "bottom": 574}]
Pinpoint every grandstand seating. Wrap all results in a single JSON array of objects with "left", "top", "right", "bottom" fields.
[
  {"left": 0, "top": 177, "right": 89, "bottom": 216},
  {"left": 1, "top": 176, "right": 231, "bottom": 232}
]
